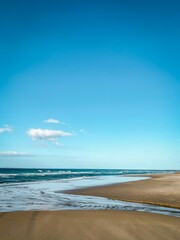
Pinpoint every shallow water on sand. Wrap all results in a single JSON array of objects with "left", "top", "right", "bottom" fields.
[{"left": 0, "top": 175, "right": 180, "bottom": 217}]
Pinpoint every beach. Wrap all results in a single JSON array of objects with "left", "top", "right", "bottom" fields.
[{"left": 0, "top": 173, "right": 180, "bottom": 240}]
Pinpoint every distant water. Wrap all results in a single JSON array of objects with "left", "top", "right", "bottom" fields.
[
  {"left": 0, "top": 168, "right": 180, "bottom": 217},
  {"left": 0, "top": 168, "right": 177, "bottom": 185}
]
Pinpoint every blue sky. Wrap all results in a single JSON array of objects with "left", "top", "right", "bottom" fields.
[{"left": 0, "top": 0, "right": 180, "bottom": 169}]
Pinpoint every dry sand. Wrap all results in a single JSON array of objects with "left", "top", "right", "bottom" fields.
[
  {"left": 0, "top": 173, "right": 180, "bottom": 240},
  {"left": 0, "top": 210, "right": 180, "bottom": 240}
]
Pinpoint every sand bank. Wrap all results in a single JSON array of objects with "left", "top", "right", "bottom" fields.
[{"left": 68, "top": 173, "right": 180, "bottom": 209}]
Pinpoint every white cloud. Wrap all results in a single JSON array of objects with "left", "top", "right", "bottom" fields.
[
  {"left": 44, "top": 119, "right": 64, "bottom": 124},
  {"left": 0, "top": 151, "right": 33, "bottom": 157},
  {"left": 0, "top": 125, "right": 13, "bottom": 133},
  {"left": 27, "top": 128, "right": 73, "bottom": 145}
]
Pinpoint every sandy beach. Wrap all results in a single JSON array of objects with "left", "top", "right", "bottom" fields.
[
  {"left": 0, "top": 173, "right": 180, "bottom": 240},
  {"left": 0, "top": 210, "right": 180, "bottom": 240}
]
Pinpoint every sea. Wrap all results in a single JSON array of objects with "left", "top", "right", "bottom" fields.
[{"left": 0, "top": 168, "right": 180, "bottom": 217}]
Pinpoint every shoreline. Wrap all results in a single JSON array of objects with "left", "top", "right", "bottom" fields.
[
  {"left": 66, "top": 173, "right": 180, "bottom": 209},
  {"left": 0, "top": 175, "right": 150, "bottom": 213}
]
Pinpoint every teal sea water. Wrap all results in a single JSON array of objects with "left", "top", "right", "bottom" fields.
[{"left": 0, "top": 168, "right": 177, "bottom": 184}]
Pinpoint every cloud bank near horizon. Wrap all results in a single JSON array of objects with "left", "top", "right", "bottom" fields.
[{"left": 0, "top": 151, "right": 33, "bottom": 157}]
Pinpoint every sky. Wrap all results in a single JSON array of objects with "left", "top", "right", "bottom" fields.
[{"left": 0, "top": 0, "right": 180, "bottom": 169}]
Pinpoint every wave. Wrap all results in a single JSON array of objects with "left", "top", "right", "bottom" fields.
[
  {"left": 0, "top": 171, "right": 123, "bottom": 178},
  {"left": 0, "top": 175, "right": 99, "bottom": 187},
  {"left": 0, "top": 169, "right": 177, "bottom": 185}
]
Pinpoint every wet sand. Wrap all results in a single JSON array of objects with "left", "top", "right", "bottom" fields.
[{"left": 68, "top": 173, "right": 180, "bottom": 209}]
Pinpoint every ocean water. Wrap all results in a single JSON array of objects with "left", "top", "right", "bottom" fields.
[
  {"left": 0, "top": 168, "right": 180, "bottom": 217},
  {"left": 0, "top": 168, "right": 176, "bottom": 185}
]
